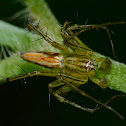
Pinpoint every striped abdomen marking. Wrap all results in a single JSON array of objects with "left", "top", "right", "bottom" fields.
[{"left": 21, "top": 52, "right": 64, "bottom": 68}]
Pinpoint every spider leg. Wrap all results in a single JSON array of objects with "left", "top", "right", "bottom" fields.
[
  {"left": 90, "top": 94, "right": 126, "bottom": 112},
  {"left": 89, "top": 76, "right": 108, "bottom": 88},
  {"left": 62, "top": 21, "right": 126, "bottom": 60},
  {"left": 65, "top": 21, "right": 126, "bottom": 40},
  {"left": 56, "top": 73, "right": 124, "bottom": 119},
  {"left": 61, "top": 22, "right": 93, "bottom": 56},
  {"left": 26, "top": 21, "right": 69, "bottom": 55},
  {"left": 7, "top": 70, "right": 59, "bottom": 82},
  {"left": 64, "top": 80, "right": 123, "bottom": 119},
  {"left": 49, "top": 80, "right": 101, "bottom": 113}
]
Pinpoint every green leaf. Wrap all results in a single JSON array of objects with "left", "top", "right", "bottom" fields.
[
  {"left": 0, "top": 0, "right": 126, "bottom": 94},
  {"left": 0, "top": 20, "right": 54, "bottom": 84}
]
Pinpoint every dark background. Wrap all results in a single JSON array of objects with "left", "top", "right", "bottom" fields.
[{"left": 0, "top": 0, "right": 126, "bottom": 125}]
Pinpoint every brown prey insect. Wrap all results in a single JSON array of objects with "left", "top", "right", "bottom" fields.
[{"left": 7, "top": 21, "right": 126, "bottom": 119}]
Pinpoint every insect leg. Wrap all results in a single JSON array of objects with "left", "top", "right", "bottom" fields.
[{"left": 26, "top": 21, "right": 69, "bottom": 55}]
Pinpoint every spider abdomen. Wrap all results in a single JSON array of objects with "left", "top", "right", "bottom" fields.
[{"left": 21, "top": 52, "right": 64, "bottom": 69}]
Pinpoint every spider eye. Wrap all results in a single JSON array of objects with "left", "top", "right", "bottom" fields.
[
  {"left": 83, "top": 66, "right": 86, "bottom": 69},
  {"left": 90, "top": 68, "right": 95, "bottom": 71}
]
